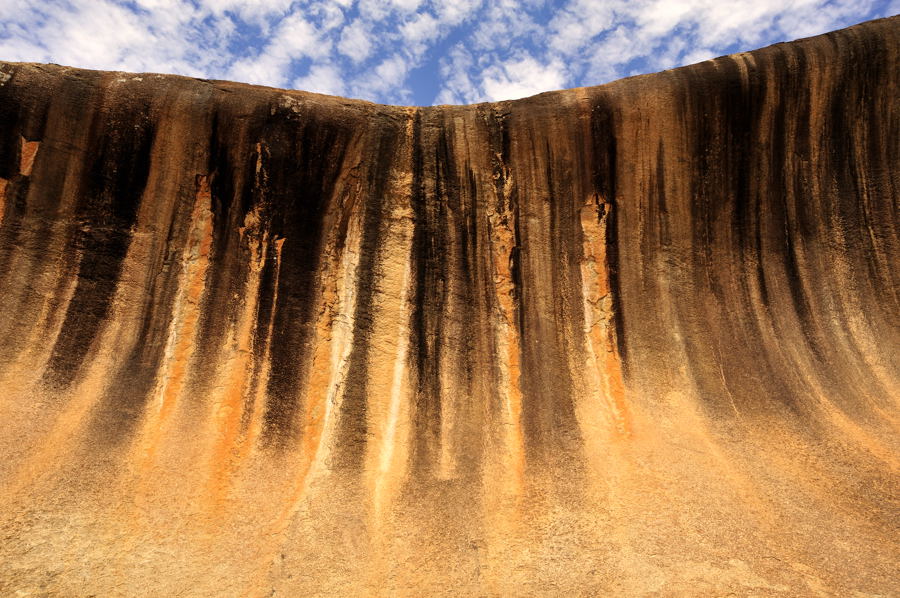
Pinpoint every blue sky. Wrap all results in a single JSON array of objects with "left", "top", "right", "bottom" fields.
[{"left": 1, "top": 0, "right": 897, "bottom": 106}]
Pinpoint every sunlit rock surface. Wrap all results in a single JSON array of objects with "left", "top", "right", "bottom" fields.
[{"left": 0, "top": 16, "right": 897, "bottom": 597}]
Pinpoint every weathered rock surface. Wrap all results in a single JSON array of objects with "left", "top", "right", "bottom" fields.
[{"left": 0, "top": 16, "right": 897, "bottom": 597}]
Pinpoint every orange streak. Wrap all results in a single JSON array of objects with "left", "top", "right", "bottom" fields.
[
  {"left": 135, "top": 175, "right": 213, "bottom": 472},
  {"left": 0, "top": 178, "right": 7, "bottom": 228},
  {"left": 19, "top": 138, "right": 39, "bottom": 176},
  {"left": 602, "top": 333, "right": 630, "bottom": 436},
  {"left": 489, "top": 211, "right": 525, "bottom": 497},
  {"left": 205, "top": 207, "right": 276, "bottom": 508},
  {"left": 580, "top": 196, "right": 630, "bottom": 437},
  {"left": 599, "top": 203, "right": 630, "bottom": 437}
]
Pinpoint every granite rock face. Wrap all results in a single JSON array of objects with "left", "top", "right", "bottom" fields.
[{"left": 0, "top": 16, "right": 897, "bottom": 597}]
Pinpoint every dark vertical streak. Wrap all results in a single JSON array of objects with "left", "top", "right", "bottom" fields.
[
  {"left": 590, "top": 96, "right": 626, "bottom": 369},
  {"left": 43, "top": 92, "right": 156, "bottom": 389},
  {"left": 262, "top": 111, "right": 352, "bottom": 445},
  {"left": 408, "top": 111, "right": 453, "bottom": 474}
]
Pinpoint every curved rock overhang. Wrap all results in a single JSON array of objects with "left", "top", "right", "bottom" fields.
[{"left": 0, "top": 15, "right": 897, "bottom": 596}]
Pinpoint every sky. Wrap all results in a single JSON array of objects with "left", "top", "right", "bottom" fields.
[{"left": 0, "top": 1, "right": 897, "bottom": 106}]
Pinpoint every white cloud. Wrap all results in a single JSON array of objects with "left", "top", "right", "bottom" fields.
[
  {"left": 389, "top": 0, "right": 423, "bottom": 11},
  {"left": 431, "top": 0, "right": 483, "bottom": 26},
  {"left": 357, "top": 0, "right": 396, "bottom": 22},
  {"left": 401, "top": 11, "right": 439, "bottom": 44},
  {"left": 351, "top": 54, "right": 412, "bottom": 103},
  {"left": 481, "top": 54, "right": 567, "bottom": 101},
  {"left": 293, "top": 62, "right": 345, "bottom": 95},
  {"left": 775, "top": 0, "right": 881, "bottom": 39},
  {"left": 194, "top": 0, "right": 295, "bottom": 22},
  {"left": 399, "top": 11, "right": 440, "bottom": 58},
  {"left": 309, "top": 1, "right": 347, "bottom": 30},
  {"left": 548, "top": 0, "right": 615, "bottom": 55},
  {"left": 633, "top": 0, "right": 696, "bottom": 37},
  {"left": 228, "top": 12, "right": 329, "bottom": 86},
  {"left": 376, "top": 54, "right": 409, "bottom": 81},
  {"left": 338, "top": 19, "right": 373, "bottom": 62},
  {"left": 680, "top": 47, "right": 716, "bottom": 65},
  {"left": 435, "top": 44, "right": 479, "bottom": 104},
  {"left": 470, "top": 0, "right": 541, "bottom": 51}
]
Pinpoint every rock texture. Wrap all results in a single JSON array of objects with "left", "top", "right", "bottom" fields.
[{"left": 0, "top": 16, "right": 898, "bottom": 597}]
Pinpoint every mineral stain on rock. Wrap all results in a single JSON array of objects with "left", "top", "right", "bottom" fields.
[{"left": 0, "top": 17, "right": 898, "bottom": 597}]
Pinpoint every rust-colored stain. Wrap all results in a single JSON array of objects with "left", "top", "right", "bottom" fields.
[
  {"left": 204, "top": 226, "right": 266, "bottom": 508},
  {"left": 0, "top": 17, "right": 898, "bottom": 597},
  {"left": 19, "top": 137, "right": 38, "bottom": 176},
  {"left": 134, "top": 174, "right": 214, "bottom": 474},
  {"left": 580, "top": 195, "right": 631, "bottom": 437},
  {"left": 490, "top": 210, "right": 527, "bottom": 497},
  {"left": 0, "top": 177, "right": 7, "bottom": 227}
]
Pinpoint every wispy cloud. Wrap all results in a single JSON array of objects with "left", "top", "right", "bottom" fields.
[
  {"left": 228, "top": 12, "right": 331, "bottom": 86},
  {"left": 0, "top": 0, "right": 894, "bottom": 105}
]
